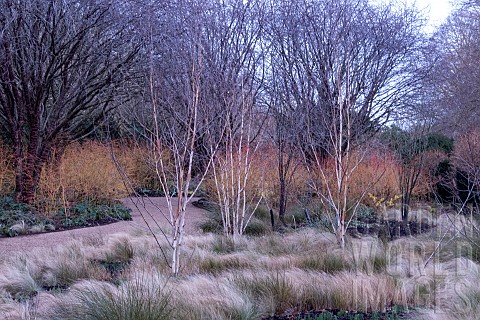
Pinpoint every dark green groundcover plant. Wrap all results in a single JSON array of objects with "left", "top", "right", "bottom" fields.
[
  {"left": 266, "top": 305, "right": 410, "bottom": 320},
  {"left": 0, "top": 196, "right": 131, "bottom": 237}
]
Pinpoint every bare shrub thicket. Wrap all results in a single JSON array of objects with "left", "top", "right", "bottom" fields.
[
  {"left": 319, "top": 148, "right": 400, "bottom": 212},
  {"left": 0, "top": 142, "right": 14, "bottom": 196},
  {"left": 35, "top": 142, "right": 132, "bottom": 216},
  {"left": 256, "top": 145, "right": 309, "bottom": 218}
]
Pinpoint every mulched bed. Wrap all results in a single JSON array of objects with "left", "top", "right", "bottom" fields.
[
  {"left": 192, "top": 198, "right": 220, "bottom": 212},
  {"left": 348, "top": 215, "right": 434, "bottom": 240},
  {"left": 193, "top": 197, "right": 434, "bottom": 241}
]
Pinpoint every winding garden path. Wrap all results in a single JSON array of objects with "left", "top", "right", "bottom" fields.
[{"left": 0, "top": 197, "right": 209, "bottom": 255}]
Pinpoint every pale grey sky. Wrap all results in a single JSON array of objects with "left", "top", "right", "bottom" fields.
[
  {"left": 414, "top": 0, "right": 452, "bottom": 27},
  {"left": 372, "top": 0, "right": 453, "bottom": 33}
]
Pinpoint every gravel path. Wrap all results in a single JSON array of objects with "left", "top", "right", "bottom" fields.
[{"left": 0, "top": 197, "right": 209, "bottom": 256}]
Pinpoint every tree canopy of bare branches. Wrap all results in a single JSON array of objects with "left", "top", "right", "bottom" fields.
[
  {"left": 429, "top": 1, "right": 480, "bottom": 136},
  {"left": 266, "top": 0, "right": 426, "bottom": 246},
  {"left": 0, "top": 0, "right": 139, "bottom": 203}
]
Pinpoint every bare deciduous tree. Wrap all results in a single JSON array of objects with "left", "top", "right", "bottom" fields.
[
  {"left": 210, "top": 103, "right": 264, "bottom": 241},
  {"left": 267, "top": 0, "right": 426, "bottom": 247},
  {"left": 131, "top": 0, "right": 250, "bottom": 274},
  {"left": 201, "top": 0, "right": 267, "bottom": 241},
  {"left": 146, "top": 14, "right": 212, "bottom": 275},
  {"left": 265, "top": 75, "right": 301, "bottom": 226},
  {"left": 0, "top": 0, "right": 138, "bottom": 203},
  {"left": 453, "top": 131, "right": 480, "bottom": 213},
  {"left": 382, "top": 125, "right": 430, "bottom": 221},
  {"left": 430, "top": 1, "right": 480, "bottom": 136}
]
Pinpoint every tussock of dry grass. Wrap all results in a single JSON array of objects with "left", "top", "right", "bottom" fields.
[
  {"left": 104, "top": 235, "right": 135, "bottom": 263},
  {"left": 0, "top": 264, "right": 39, "bottom": 302},
  {"left": 170, "top": 274, "right": 256, "bottom": 319},
  {"left": 50, "top": 274, "right": 172, "bottom": 320}
]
